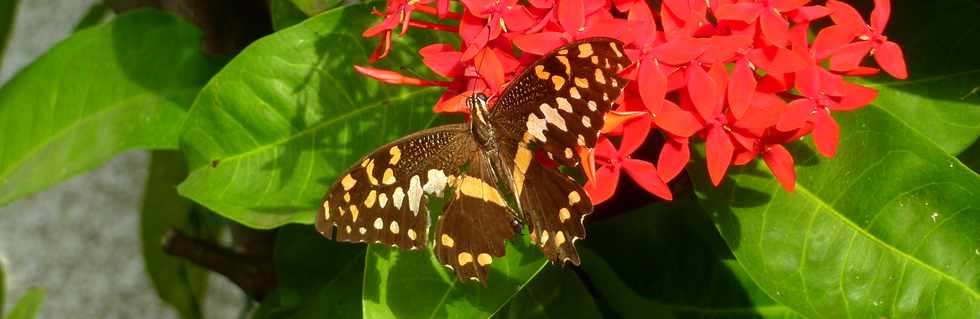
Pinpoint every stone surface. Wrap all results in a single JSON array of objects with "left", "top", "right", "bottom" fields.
[{"left": 0, "top": 2, "right": 239, "bottom": 318}]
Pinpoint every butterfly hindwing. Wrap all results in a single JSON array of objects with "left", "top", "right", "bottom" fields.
[
  {"left": 316, "top": 124, "right": 476, "bottom": 249},
  {"left": 434, "top": 153, "right": 519, "bottom": 285},
  {"left": 490, "top": 38, "right": 631, "bottom": 167},
  {"left": 512, "top": 142, "right": 592, "bottom": 264}
]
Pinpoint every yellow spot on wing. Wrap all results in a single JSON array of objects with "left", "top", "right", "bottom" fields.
[
  {"left": 382, "top": 168, "right": 396, "bottom": 185},
  {"left": 350, "top": 205, "right": 359, "bottom": 223},
  {"left": 556, "top": 55, "right": 571, "bottom": 75},
  {"left": 366, "top": 159, "right": 379, "bottom": 185},
  {"left": 341, "top": 174, "right": 357, "bottom": 191},
  {"left": 364, "top": 190, "right": 377, "bottom": 208},
  {"left": 555, "top": 231, "right": 567, "bottom": 246},
  {"left": 568, "top": 191, "right": 581, "bottom": 205},
  {"left": 389, "top": 146, "right": 402, "bottom": 165},
  {"left": 441, "top": 234, "right": 455, "bottom": 247},
  {"left": 577, "top": 43, "right": 593, "bottom": 58},
  {"left": 458, "top": 252, "right": 473, "bottom": 266},
  {"left": 534, "top": 65, "right": 550, "bottom": 80},
  {"left": 512, "top": 134, "right": 533, "bottom": 198},
  {"left": 551, "top": 75, "right": 566, "bottom": 90},
  {"left": 594, "top": 68, "right": 606, "bottom": 84},
  {"left": 458, "top": 176, "right": 507, "bottom": 206},
  {"left": 610, "top": 41, "right": 623, "bottom": 57},
  {"left": 559, "top": 208, "right": 571, "bottom": 222},
  {"left": 556, "top": 97, "right": 573, "bottom": 113},
  {"left": 574, "top": 77, "right": 589, "bottom": 88},
  {"left": 477, "top": 253, "right": 493, "bottom": 266}
]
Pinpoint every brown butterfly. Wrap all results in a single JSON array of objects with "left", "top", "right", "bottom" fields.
[{"left": 316, "top": 38, "right": 631, "bottom": 284}]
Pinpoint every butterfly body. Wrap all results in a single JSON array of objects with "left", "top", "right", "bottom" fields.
[{"left": 316, "top": 38, "right": 631, "bottom": 284}]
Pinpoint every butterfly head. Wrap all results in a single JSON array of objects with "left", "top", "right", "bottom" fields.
[{"left": 466, "top": 93, "right": 495, "bottom": 150}]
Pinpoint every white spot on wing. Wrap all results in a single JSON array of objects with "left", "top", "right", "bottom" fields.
[
  {"left": 539, "top": 103, "right": 568, "bottom": 131},
  {"left": 393, "top": 187, "right": 405, "bottom": 209},
  {"left": 408, "top": 175, "right": 423, "bottom": 215},
  {"left": 423, "top": 169, "right": 449, "bottom": 196},
  {"left": 527, "top": 113, "right": 548, "bottom": 142}
]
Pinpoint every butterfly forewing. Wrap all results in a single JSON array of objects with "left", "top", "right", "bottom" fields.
[
  {"left": 490, "top": 38, "right": 631, "bottom": 167},
  {"left": 316, "top": 124, "right": 477, "bottom": 249},
  {"left": 434, "top": 153, "right": 518, "bottom": 285}
]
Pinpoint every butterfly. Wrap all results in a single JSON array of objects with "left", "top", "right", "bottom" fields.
[{"left": 315, "top": 38, "right": 631, "bottom": 284}]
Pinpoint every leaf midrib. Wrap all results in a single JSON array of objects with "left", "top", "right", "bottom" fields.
[{"left": 187, "top": 86, "right": 442, "bottom": 173}]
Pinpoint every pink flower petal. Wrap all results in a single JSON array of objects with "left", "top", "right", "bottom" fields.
[
  {"left": 827, "top": 0, "right": 866, "bottom": 29},
  {"left": 777, "top": 99, "right": 815, "bottom": 131},
  {"left": 874, "top": 41, "right": 908, "bottom": 79},
  {"left": 558, "top": 0, "right": 585, "bottom": 32},
  {"left": 812, "top": 25, "right": 857, "bottom": 59},
  {"left": 620, "top": 116, "right": 652, "bottom": 156},
  {"left": 763, "top": 144, "right": 796, "bottom": 191},
  {"left": 829, "top": 41, "right": 874, "bottom": 73},
  {"left": 759, "top": 9, "right": 790, "bottom": 46},
  {"left": 871, "top": 0, "right": 891, "bottom": 33},
  {"left": 714, "top": 3, "right": 761, "bottom": 22},
  {"left": 706, "top": 126, "right": 734, "bottom": 186},
  {"left": 656, "top": 110, "right": 703, "bottom": 137},
  {"left": 812, "top": 110, "right": 839, "bottom": 157},
  {"left": 513, "top": 32, "right": 567, "bottom": 55},
  {"left": 687, "top": 65, "right": 718, "bottom": 120},
  {"left": 585, "top": 165, "right": 620, "bottom": 205},
  {"left": 833, "top": 82, "right": 878, "bottom": 111},
  {"left": 728, "top": 59, "right": 757, "bottom": 119},
  {"left": 623, "top": 159, "right": 673, "bottom": 200},
  {"left": 657, "top": 138, "right": 689, "bottom": 182},
  {"left": 638, "top": 59, "right": 668, "bottom": 114}
]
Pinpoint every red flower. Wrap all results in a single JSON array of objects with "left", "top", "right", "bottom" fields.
[
  {"left": 713, "top": 0, "right": 810, "bottom": 47},
  {"left": 586, "top": 116, "right": 673, "bottom": 204},
  {"left": 823, "top": 0, "right": 907, "bottom": 79}
]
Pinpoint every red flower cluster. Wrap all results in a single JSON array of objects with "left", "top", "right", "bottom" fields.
[{"left": 355, "top": 0, "right": 907, "bottom": 204}]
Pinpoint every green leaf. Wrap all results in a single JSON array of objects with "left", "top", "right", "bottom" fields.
[
  {"left": 492, "top": 266, "right": 602, "bottom": 319},
  {"left": 291, "top": 0, "right": 344, "bottom": 16},
  {"left": 579, "top": 197, "right": 803, "bottom": 319},
  {"left": 252, "top": 224, "right": 365, "bottom": 318},
  {"left": 690, "top": 106, "right": 980, "bottom": 318},
  {"left": 0, "top": 9, "right": 220, "bottom": 205},
  {"left": 0, "top": 0, "right": 18, "bottom": 73},
  {"left": 363, "top": 237, "right": 546, "bottom": 319},
  {"left": 141, "top": 151, "right": 216, "bottom": 319},
  {"left": 270, "top": 0, "right": 310, "bottom": 31},
  {"left": 858, "top": 0, "right": 980, "bottom": 155},
  {"left": 178, "top": 3, "right": 451, "bottom": 228},
  {"left": 3, "top": 288, "right": 42, "bottom": 319}
]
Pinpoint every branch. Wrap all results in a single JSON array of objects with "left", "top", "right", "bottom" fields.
[{"left": 162, "top": 228, "right": 277, "bottom": 301}]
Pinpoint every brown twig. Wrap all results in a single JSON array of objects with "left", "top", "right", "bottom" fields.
[{"left": 162, "top": 228, "right": 277, "bottom": 301}]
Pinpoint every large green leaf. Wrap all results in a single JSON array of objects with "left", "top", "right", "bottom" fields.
[
  {"left": 252, "top": 224, "right": 365, "bottom": 318},
  {"left": 493, "top": 266, "right": 602, "bottom": 319},
  {"left": 3, "top": 288, "right": 42, "bottom": 319},
  {"left": 691, "top": 106, "right": 980, "bottom": 318},
  {"left": 363, "top": 237, "right": 546, "bottom": 319},
  {"left": 0, "top": 9, "right": 219, "bottom": 205},
  {"left": 859, "top": 0, "right": 980, "bottom": 154},
  {"left": 140, "top": 151, "right": 215, "bottom": 319},
  {"left": 579, "top": 197, "right": 803, "bottom": 319},
  {"left": 178, "top": 3, "right": 450, "bottom": 228}
]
